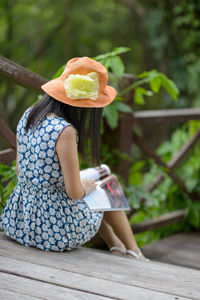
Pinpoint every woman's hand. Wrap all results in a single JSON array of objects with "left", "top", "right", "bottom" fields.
[{"left": 81, "top": 179, "right": 97, "bottom": 196}]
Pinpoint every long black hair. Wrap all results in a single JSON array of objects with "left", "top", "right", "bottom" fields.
[{"left": 26, "top": 94, "right": 103, "bottom": 165}]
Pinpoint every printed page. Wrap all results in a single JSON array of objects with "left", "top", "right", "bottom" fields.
[
  {"left": 83, "top": 176, "right": 130, "bottom": 212},
  {"left": 84, "top": 186, "right": 111, "bottom": 210},
  {"left": 80, "top": 164, "right": 111, "bottom": 181}
]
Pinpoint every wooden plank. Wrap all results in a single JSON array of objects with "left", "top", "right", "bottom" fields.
[
  {"left": 134, "top": 108, "right": 200, "bottom": 124},
  {"left": 0, "top": 256, "right": 189, "bottom": 300},
  {"left": 0, "top": 148, "right": 16, "bottom": 164},
  {"left": 0, "top": 55, "right": 46, "bottom": 92},
  {"left": 132, "top": 209, "right": 186, "bottom": 233},
  {"left": 141, "top": 231, "right": 200, "bottom": 270},
  {"left": 0, "top": 232, "right": 199, "bottom": 299},
  {"left": 0, "top": 272, "right": 111, "bottom": 300},
  {"left": 0, "top": 288, "right": 40, "bottom": 300},
  {"left": 0, "top": 119, "right": 16, "bottom": 149}
]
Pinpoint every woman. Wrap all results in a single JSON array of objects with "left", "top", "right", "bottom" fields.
[{"left": 0, "top": 57, "right": 149, "bottom": 260}]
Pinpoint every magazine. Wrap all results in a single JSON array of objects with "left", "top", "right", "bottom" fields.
[{"left": 80, "top": 164, "right": 130, "bottom": 211}]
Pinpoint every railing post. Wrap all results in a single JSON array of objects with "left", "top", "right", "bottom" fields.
[{"left": 117, "top": 74, "right": 136, "bottom": 184}]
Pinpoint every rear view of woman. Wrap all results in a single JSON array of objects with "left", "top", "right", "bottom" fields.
[{"left": 0, "top": 57, "right": 149, "bottom": 260}]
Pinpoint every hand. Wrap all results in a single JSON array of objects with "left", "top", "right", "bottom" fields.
[{"left": 81, "top": 179, "right": 97, "bottom": 196}]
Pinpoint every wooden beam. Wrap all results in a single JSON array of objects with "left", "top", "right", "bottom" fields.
[
  {"left": 132, "top": 209, "right": 185, "bottom": 233},
  {"left": 0, "top": 56, "right": 136, "bottom": 94},
  {"left": 118, "top": 75, "right": 135, "bottom": 183},
  {"left": 133, "top": 131, "right": 200, "bottom": 201},
  {"left": 168, "top": 129, "right": 200, "bottom": 168},
  {"left": 0, "top": 148, "right": 16, "bottom": 164},
  {"left": 0, "top": 55, "right": 47, "bottom": 92},
  {"left": 134, "top": 108, "right": 200, "bottom": 124},
  {"left": 0, "top": 119, "right": 16, "bottom": 149}
]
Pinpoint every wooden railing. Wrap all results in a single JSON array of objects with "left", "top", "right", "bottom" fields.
[{"left": 1, "top": 55, "right": 200, "bottom": 234}]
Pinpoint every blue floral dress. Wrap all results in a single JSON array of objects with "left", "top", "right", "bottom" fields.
[{"left": 0, "top": 107, "right": 103, "bottom": 251}]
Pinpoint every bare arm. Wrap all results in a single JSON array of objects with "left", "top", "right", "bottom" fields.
[
  {"left": 55, "top": 126, "right": 84, "bottom": 200},
  {"left": 56, "top": 126, "right": 96, "bottom": 200}
]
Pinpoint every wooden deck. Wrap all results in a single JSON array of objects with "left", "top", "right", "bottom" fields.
[
  {"left": 0, "top": 232, "right": 200, "bottom": 299},
  {"left": 141, "top": 230, "right": 200, "bottom": 271}
]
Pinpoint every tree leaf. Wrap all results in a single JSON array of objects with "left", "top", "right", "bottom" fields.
[
  {"left": 93, "top": 47, "right": 131, "bottom": 61},
  {"left": 134, "top": 87, "right": 145, "bottom": 105},
  {"left": 160, "top": 74, "right": 179, "bottom": 100},
  {"left": 112, "top": 47, "right": 131, "bottom": 56},
  {"left": 130, "top": 160, "right": 145, "bottom": 172},
  {"left": 116, "top": 101, "right": 132, "bottom": 113},
  {"left": 138, "top": 69, "right": 158, "bottom": 79},
  {"left": 150, "top": 77, "right": 161, "bottom": 93},
  {"left": 137, "top": 71, "right": 149, "bottom": 79},
  {"left": 103, "top": 102, "right": 118, "bottom": 129},
  {"left": 108, "top": 56, "right": 124, "bottom": 78}
]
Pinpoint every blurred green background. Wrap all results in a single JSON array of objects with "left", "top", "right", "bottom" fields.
[{"left": 2, "top": 0, "right": 200, "bottom": 126}]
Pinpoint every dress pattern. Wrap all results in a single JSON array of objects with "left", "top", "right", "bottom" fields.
[{"left": 0, "top": 107, "right": 103, "bottom": 251}]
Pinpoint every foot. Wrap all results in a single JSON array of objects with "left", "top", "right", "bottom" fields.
[
  {"left": 126, "top": 248, "right": 150, "bottom": 261},
  {"left": 109, "top": 246, "right": 126, "bottom": 256}
]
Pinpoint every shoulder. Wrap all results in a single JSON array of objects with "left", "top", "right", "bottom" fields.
[
  {"left": 46, "top": 117, "right": 79, "bottom": 145},
  {"left": 56, "top": 125, "right": 77, "bottom": 145},
  {"left": 55, "top": 125, "right": 78, "bottom": 156}
]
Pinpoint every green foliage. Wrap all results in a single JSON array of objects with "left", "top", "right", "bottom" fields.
[
  {"left": 0, "top": 161, "right": 17, "bottom": 215},
  {"left": 134, "top": 87, "right": 153, "bottom": 105},
  {"left": 93, "top": 47, "right": 131, "bottom": 79},
  {"left": 0, "top": 0, "right": 136, "bottom": 136},
  {"left": 143, "top": 0, "right": 200, "bottom": 107},
  {"left": 138, "top": 70, "right": 179, "bottom": 100},
  {"left": 97, "top": 49, "right": 179, "bottom": 129},
  {"left": 128, "top": 70, "right": 179, "bottom": 106},
  {"left": 103, "top": 102, "right": 118, "bottom": 129},
  {"left": 126, "top": 120, "right": 200, "bottom": 246},
  {"left": 93, "top": 47, "right": 131, "bottom": 61}
]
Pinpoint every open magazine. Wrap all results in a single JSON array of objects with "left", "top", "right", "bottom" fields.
[{"left": 80, "top": 164, "right": 130, "bottom": 211}]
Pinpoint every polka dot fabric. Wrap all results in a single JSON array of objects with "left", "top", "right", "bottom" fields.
[{"left": 0, "top": 107, "right": 103, "bottom": 251}]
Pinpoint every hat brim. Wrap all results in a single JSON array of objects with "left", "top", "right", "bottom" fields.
[{"left": 41, "top": 78, "right": 117, "bottom": 108}]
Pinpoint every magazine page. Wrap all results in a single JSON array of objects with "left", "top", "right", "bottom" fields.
[
  {"left": 80, "top": 164, "right": 111, "bottom": 181},
  {"left": 83, "top": 174, "right": 130, "bottom": 212},
  {"left": 83, "top": 185, "right": 112, "bottom": 211},
  {"left": 99, "top": 175, "right": 130, "bottom": 210}
]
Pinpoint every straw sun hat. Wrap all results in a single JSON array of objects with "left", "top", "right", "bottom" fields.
[{"left": 41, "top": 56, "right": 117, "bottom": 108}]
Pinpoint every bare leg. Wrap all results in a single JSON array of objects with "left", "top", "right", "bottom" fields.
[
  {"left": 97, "top": 219, "right": 126, "bottom": 256},
  {"left": 103, "top": 211, "right": 146, "bottom": 259},
  {"left": 90, "top": 233, "right": 106, "bottom": 248}
]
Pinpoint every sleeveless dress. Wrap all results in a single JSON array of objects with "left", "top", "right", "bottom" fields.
[{"left": 0, "top": 107, "right": 103, "bottom": 251}]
